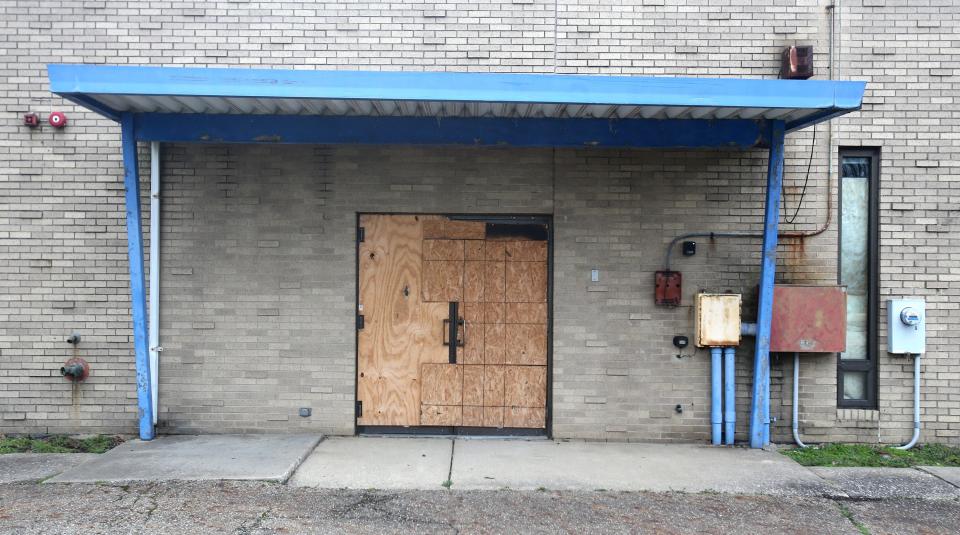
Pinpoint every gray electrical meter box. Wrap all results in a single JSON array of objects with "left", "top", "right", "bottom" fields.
[{"left": 887, "top": 299, "right": 925, "bottom": 354}]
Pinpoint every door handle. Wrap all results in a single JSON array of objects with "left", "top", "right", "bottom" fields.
[{"left": 443, "top": 302, "right": 464, "bottom": 363}]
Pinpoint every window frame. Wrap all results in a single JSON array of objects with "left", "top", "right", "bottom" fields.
[{"left": 837, "top": 147, "right": 880, "bottom": 409}]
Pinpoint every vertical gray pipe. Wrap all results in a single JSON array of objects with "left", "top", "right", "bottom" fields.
[
  {"left": 792, "top": 352, "right": 807, "bottom": 447},
  {"left": 895, "top": 355, "right": 921, "bottom": 450}
]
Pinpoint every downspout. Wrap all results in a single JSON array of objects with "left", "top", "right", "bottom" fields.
[
  {"left": 149, "top": 142, "right": 161, "bottom": 425},
  {"left": 895, "top": 354, "right": 921, "bottom": 450}
]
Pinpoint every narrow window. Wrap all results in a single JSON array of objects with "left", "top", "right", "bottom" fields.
[{"left": 838, "top": 148, "right": 879, "bottom": 408}]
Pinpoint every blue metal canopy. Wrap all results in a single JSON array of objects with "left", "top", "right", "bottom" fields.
[
  {"left": 46, "top": 64, "right": 866, "bottom": 447},
  {"left": 48, "top": 64, "right": 864, "bottom": 148}
]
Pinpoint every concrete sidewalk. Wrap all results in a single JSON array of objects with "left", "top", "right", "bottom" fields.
[
  {"left": 289, "top": 437, "right": 840, "bottom": 495},
  {"left": 47, "top": 434, "right": 321, "bottom": 484}
]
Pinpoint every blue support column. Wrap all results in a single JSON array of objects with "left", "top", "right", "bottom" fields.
[
  {"left": 121, "top": 113, "right": 154, "bottom": 440},
  {"left": 749, "top": 121, "right": 785, "bottom": 449}
]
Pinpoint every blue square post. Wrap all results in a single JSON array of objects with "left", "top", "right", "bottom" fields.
[
  {"left": 749, "top": 120, "right": 785, "bottom": 449},
  {"left": 121, "top": 113, "right": 155, "bottom": 440}
]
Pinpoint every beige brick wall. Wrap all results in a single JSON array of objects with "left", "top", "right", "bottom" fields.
[{"left": 0, "top": 0, "right": 956, "bottom": 444}]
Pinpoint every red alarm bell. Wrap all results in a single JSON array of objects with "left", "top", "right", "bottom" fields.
[{"left": 48, "top": 111, "right": 68, "bottom": 128}]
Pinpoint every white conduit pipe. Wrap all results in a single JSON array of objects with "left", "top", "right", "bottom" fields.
[
  {"left": 149, "top": 142, "right": 161, "bottom": 425},
  {"left": 792, "top": 352, "right": 806, "bottom": 448},
  {"left": 895, "top": 354, "right": 921, "bottom": 450}
]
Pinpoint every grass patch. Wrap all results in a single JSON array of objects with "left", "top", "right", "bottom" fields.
[
  {"left": 783, "top": 443, "right": 960, "bottom": 468},
  {"left": 0, "top": 434, "right": 123, "bottom": 454}
]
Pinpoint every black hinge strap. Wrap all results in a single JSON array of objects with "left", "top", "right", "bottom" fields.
[
  {"left": 358, "top": 227, "right": 365, "bottom": 242},
  {"left": 356, "top": 400, "right": 363, "bottom": 418},
  {"left": 357, "top": 314, "right": 364, "bottom": 330}
]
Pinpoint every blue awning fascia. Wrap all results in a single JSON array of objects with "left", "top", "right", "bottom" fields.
[{"left": 130, "top": 113, "right": 768, "bottom": 149}]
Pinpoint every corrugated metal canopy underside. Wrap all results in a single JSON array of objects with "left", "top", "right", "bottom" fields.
[{"left": 48, "top": 64, "right": 866, "bottom": 133}]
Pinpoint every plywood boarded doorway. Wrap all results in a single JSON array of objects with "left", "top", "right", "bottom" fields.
[{"left": 356, "top": 214, "right": 550, "bottom": 434}]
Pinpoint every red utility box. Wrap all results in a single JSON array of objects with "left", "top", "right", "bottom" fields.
[{"left": 770, "top": 285, "right": 846, "bottom": 353}]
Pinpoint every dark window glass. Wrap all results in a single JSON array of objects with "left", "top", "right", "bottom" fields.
[{"left": 838, "top": 149, "right": 879, "bottom": 408}]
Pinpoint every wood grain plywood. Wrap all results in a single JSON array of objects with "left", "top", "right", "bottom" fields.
[
  {"left": 464, "top": 261, "right": 484, "bottom": 302},
  {"left": 423, "top": 219, "right": 486, "bottom": 240},
  {"left": 463, "top": 406, "right": 484, "bottom": 427},
  {"left": 504, "top": 366, "right": 547, "bottom": 407},
  {"left": 483, "top": 302, "right": 505, "bottom": 324},
  {"left": 422, "top": 260, "right": 463, "bottom": 302},
  {"left": 420, "top": 363, "right": 462, "bottom": 405},
  {"left": 505, "top": 261, "right": 547, "bottom": 303},
  {"left": 359, "top": 214, "right": 442, "bottom": 426},
  {"left": 506, "top": 303, "right": 548, "bottom": 324},
  {"left": 421, "top": 405, "right": 462, "bottom": 426},
  {"left": 423, "top": 239, "right": 464, "bottom": 261},
  {"left": 463, "top": 365, "right": 484, "bottom": 406},
  {"left": 485, "top": 241, "right": 506, "bottom": 261},
  {"left": 483, "top": 365, "right": 505, "bottom": 407},
  {"left": 462, "top": 318, "right": 484, "bottom": 365},
  {"left": 484, "top": 323, "right": 505, "bottom": 364},
  {"left": 483, "top": 406, "right": 504, "bottom": 428},
  {"left": 483, "top": 261, "right": 505, "bottom": 303},
  {"left": 505, "top": 241, "right": 547, "bottom": 262},
  {"left": 465, "top": 240, "right": 485, "bottom": 261},
  {"left": 504, "top": 407, "right": 545, "bottom": 428},
  {"left": 504, "top": 324, "right": 547, "bottom": 365}
]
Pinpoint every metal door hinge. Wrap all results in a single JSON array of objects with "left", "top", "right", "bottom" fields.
[
  {"left": 357, "top": 314, "right": 364, "bottom": 330},
  {"left": 356, "top": 400, "right": 363, "bottom": 418},
  {"left": 358, "top": 227, "right": 365, "bottom": 242}
]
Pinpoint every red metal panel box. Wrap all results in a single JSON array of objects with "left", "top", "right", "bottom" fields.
[{"left": 770, "top": 285, "right": 846, "bottom": 353}]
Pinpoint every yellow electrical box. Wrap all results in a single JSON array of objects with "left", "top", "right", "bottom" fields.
[{"left": 694, "top": 293, "right": 742, "bottom": 347}]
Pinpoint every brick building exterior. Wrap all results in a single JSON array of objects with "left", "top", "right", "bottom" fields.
[{"left": 1, "top": 1, "right": 957, "bottom": 445}]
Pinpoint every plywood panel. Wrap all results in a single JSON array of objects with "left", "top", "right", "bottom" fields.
[
  {"left": 483, "top": 302, "right": 505, "bottom": 324},
  {"left": 505, "top": 241, "right": 547, "bottom": 262},
  {"left": 483, "top": 261, "right": 505, "bottom": 302},
  {"left": 504, "top": 407, "right": 545, "bottom": 429},
  {"left": 463, "top": 303, "right": 484, "bottom": 324},
  {"left": 483, "top": 406, "right": 504, "bottom": 428},
  {"left": 420, "top": 363, "right": 462, "bottom": 405},
  {"left": 504, "top": 366, "right": 547, "bottom": 407},
  {"left": 423, "top": 260, "right": 463, "bottom": 302},
  {"left": 485, "top": 241, "right": 506, "bottom": 261},
  {"left": 359, "top": 214, "right": 447, "bottom": 426},
  {"left": 423, "top": 239, "right": 464, "bottom": 261},
  {"left": 463, "top": 406, "right": 484, "bottom": 427},
  {"left": 505, "top": 261, "right": 547, "bottom": 303},
  {"left": 423, "top": 219, "right": 486, "bottom": 240},
  {"left": 421, "top": 405, "right": 462, "bottom": 426},
  {"left": 506, "top": 302, "right": 548, "bottom": 324},
  {"left": 463, "top": 365, "right": 484, "bottom": 406},
  {"left": 462, "top": 318, "right": 484, "bottom": 365},
  {"left": 484, "top": 323, "right": 505, "bottom": 364},
  {"left": 465, "top": 240, "right": 485, "bottom": 261},
  {"left": 504, "top": 324, "right": 547, "bottom": 365},
  {"left": 464, "top": 261, "right": 484, "bottom": 302},
  {"left": 483, "top": 365, "right": 505, "bottom": 407}
]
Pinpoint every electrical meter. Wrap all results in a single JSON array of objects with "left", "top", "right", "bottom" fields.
[{"left": 887, "top": 299, "right": 925, "bottom": 354}]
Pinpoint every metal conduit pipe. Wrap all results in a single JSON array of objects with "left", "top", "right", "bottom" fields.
[
  {"left": 723, "top": 347, "right": 736, "bottom": 445},
  {"left": 792, "top": 352, "right": 807, "bottom": 448},
  {"left": 895, "top": 354, "right": 922, "bottom": 450},
  {"left": 711, "top": 347, "right": 723, "bottom": 445},
  {"left": 149, "top": 142, "right": 161, "bottom": 425}
]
